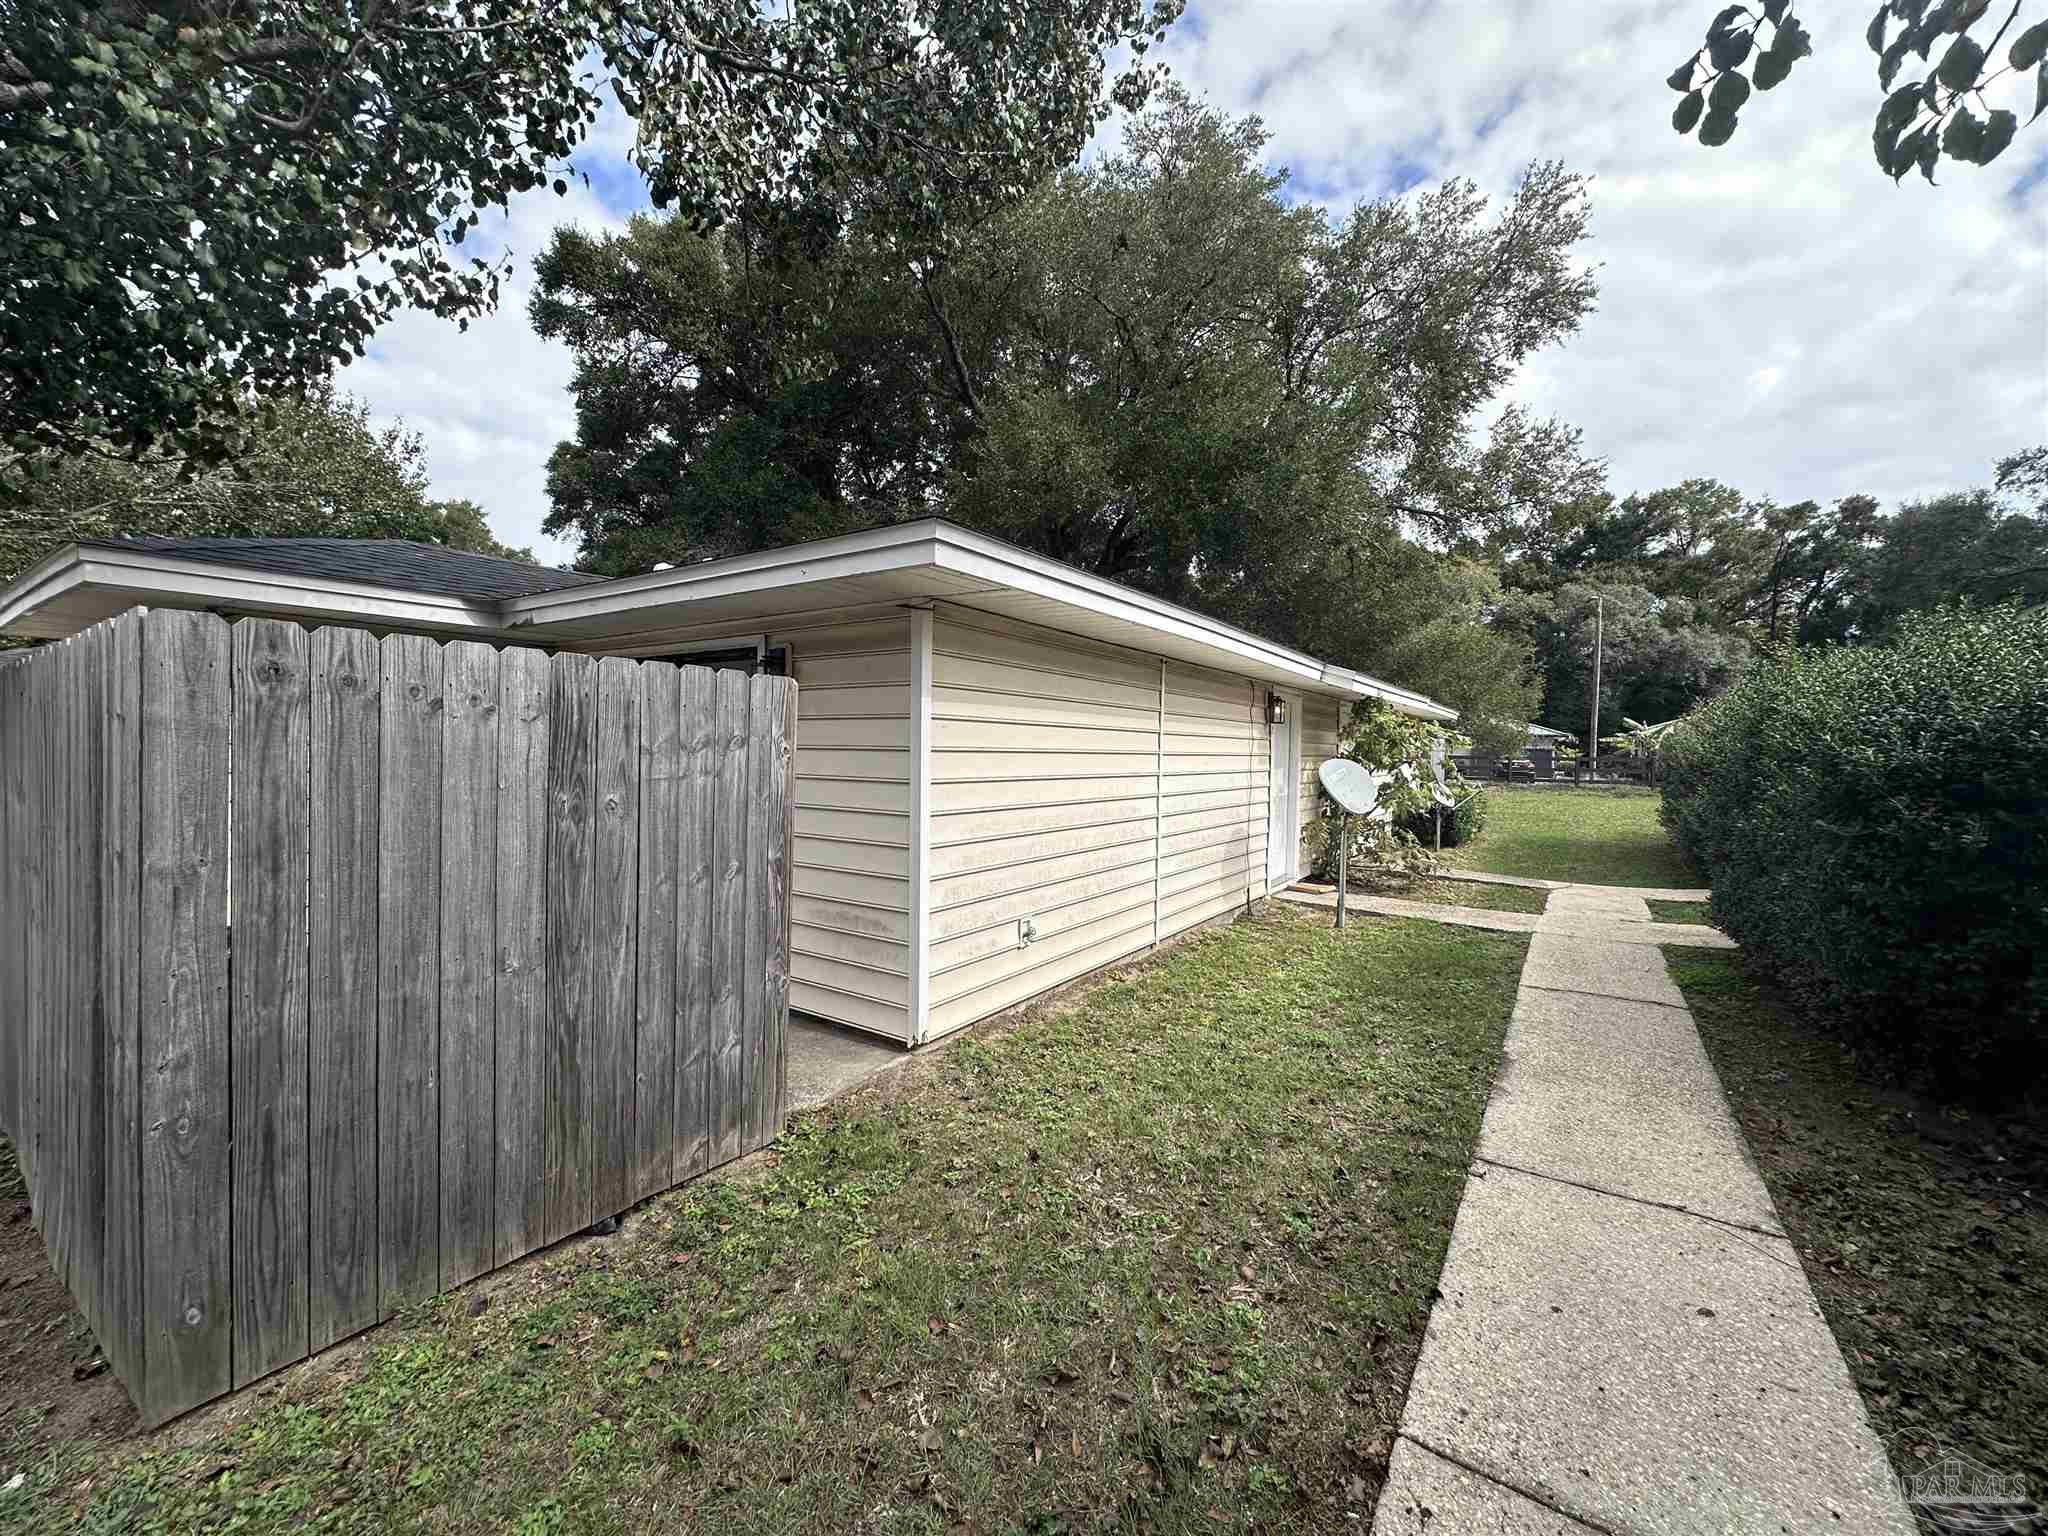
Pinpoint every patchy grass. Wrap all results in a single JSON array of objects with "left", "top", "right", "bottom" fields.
[
  {"left": 1350, "top": 875, "right": 1547, "bottom": 915},
  {"left": 1442, "top": 788, "right": 1696, "bottom": 888},
  {"left": 3, "top": 906, "right": 1525, "bottom": 1536},
  {"left": 1646, "top": 899, "right": 1714, "bottom": 927},
  {"left": 1669, "top": 949, "right": 2048, "bottom": 1516}
]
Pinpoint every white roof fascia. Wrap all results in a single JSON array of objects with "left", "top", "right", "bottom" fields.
[
  {"left": 0, "top": 545, "right": 507, "bottom": 636},
  {"left": 499, "top": 520, "right": 947, "bottom": 629}
]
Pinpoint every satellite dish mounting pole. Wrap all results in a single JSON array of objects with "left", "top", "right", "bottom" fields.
[{"left": 1336, "top": 810, "right": 1347, "bottom": 930}]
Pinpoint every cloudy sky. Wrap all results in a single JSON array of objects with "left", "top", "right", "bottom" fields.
[{"left": 347, "top": 0, "right": 2048, "bottom": 569}]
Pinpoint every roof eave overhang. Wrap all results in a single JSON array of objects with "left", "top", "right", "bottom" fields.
[{"left": 0, "top": 545, "right": 508, "bottom": 640}]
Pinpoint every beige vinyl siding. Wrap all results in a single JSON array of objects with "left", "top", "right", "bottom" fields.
[
  {"left": 1157, "top": 663, "right": 1267, "bottom": 941},
  {"left": 777, "top": 616, "right": 914, "bottom": 1040},
  {"left": 1296, "top": 692, "right": 1343, "bottom": 876},
  {"left": 925, "top": 611, "right": 1163, "bottom": 1039}
]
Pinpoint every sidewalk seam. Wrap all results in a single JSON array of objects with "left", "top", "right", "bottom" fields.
[
  {"left": 1518, "top": 982, "right": 1691, "bottom": 1012},
  {"left": 1472, "top": 1155, "right": 1788, "bottom": 1242},
  {"left": 1395, "top": 1431, "right": 1625, "bottom": 1535}
]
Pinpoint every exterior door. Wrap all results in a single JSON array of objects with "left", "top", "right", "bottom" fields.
[{"left": 1266, "top": 697, "right": 1297, "bottom": 889}]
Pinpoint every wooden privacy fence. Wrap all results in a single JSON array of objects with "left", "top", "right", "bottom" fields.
[{"left": 0, "top": 608, "right": 795, "bottom": 1425}]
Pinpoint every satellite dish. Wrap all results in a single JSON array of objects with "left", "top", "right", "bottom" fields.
[{"left": 1318, "top": 758, "right": 1378, "bottom": 817}]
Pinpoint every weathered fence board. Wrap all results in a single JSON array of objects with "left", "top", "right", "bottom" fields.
[
  {"left": 138, "top": 609, "right": 233, "bottom": 1423},
  {"left": 439, "top": 642, "right": 499, "bottom": 1291},
  {"left": 677, "top": 666, "right": 717, "bottom": 1181},
  {"left": 591, "top": 657, "right": 640, "bottom": 1218},
  {"left": 493, "top": 648, "right": 550, "bottom": 1265},
  {"left": 230, "top": 618, "right": 311, "bottom": 1387},
  {"left": 378, "top": 635, "right": 443, "bottom": 1315},
  {"left": 544, "top": 652, "right": 596, "bottom": 1245},
  {"left": 710, "top": 669, "right": 748, "bottom": 1167},
  {"left": 100, "top": 610, "right": 145, "bottom": 1393},
  {"left": 308, "top": 627, "right": 381, "bottom": 1348},
  {"left": 0, "top": 610, "right": 794, "bottom": 1427},
  {"left": 634, "top": 664, "right": 681, "bottom": 1201}
]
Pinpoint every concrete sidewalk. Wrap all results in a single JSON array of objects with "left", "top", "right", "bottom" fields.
[{"left": 1369, "top": 882, "right": 1914, "bottom": 1535}]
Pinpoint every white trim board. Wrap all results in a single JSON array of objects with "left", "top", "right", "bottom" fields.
[{"left": 1, "top": 519, "right": 1456, "bottom": 723}]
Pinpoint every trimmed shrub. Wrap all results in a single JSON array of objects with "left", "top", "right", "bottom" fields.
[
  {"left": 1660, "top": 605, "right": 2048, "bottom": 1098},
  {"left": 1399, "top": 782, "right": 1488, "bottom": 849}
]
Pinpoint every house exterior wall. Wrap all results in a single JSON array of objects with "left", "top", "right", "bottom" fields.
[
  {"left": 1298, "top": 692, "right": 1344, "bottom": 874},
  {"left": 916, "top": 606, "right": 1333, "bottom": 1044},
  {"left": 774, "top": 615, "right": 914, "bottom": 1040}
]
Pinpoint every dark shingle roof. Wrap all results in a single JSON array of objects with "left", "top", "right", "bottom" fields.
[{"left": 83, "top": 536, "right": 605, "bottom": 603}]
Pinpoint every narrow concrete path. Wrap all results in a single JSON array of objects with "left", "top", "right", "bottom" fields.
[{"left": 1357, "top": 881, "right": 1914, "bottom": 1535}]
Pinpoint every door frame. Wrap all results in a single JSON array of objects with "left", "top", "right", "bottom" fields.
[{"left": 1266, "top": 689, "right": 1302, "bottom": 892}]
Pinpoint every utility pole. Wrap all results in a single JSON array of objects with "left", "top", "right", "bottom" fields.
[{"left": 1587, "top": 595, "right": 1604, "bottom": 782}]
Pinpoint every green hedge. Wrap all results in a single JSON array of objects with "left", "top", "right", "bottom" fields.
[
  {"left": 1660, "top": 606, "right": 2047, "bottom": 1097},
  {"left": 1400, "top": 785, "right": 1488, "bottom": 850}
]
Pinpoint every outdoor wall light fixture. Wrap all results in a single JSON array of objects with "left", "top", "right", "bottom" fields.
[{"left": 1266, "top": 693, "right": 1288, "bottom": 726}]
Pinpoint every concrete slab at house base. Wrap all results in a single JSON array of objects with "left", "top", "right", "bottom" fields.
[
  {"left": 1371, "top": 879, "right": 1914, "bottom": 1536},
  {"left": 1399, "top": 1166, "right": 1908, "bottom": 1534},
  {"left": 1372, "top": 1437, "right": 1607, "bottom": 1535},
  {"left": 1477, "top": 989, "right": 1784, "bottom": 1234},
  {"left": 784, "top": 1015, "right": 904, "bottom": 1113}
]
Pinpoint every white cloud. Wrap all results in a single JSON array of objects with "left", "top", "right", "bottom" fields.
[{"left": 338, "top": 4, "right": 2048, "bottom": 568}]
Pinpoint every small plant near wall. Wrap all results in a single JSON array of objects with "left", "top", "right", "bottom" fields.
[{"left": 1303, "top": 702, "right": 1463, "bottom": 886}]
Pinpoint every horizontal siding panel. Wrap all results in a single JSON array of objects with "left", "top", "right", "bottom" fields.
[
  {"left": 794, "top": 836, "right": 910, "bottom": 879},
  {"left": 934, "top": 750, "right": 1158, "bottom": 782},
  {"left": 930, "top": 862, "right": 1153, "bottom": 943},
  {"left": 932, "top": 839, "right": 1153, "bottom": 916},
  {"left": 792, "top": 895, "right": 909, "bottom": 944},
  {"left": 792, "top": 923, "right": 907, "bottom": 974},
  {"left": 926, "top": 920, "right": 1156, "bottom": 1039},
  {"left": 932, "top": 774, "right": 1157, "bottom": 814},
  {"left": 929, "top": 881, "right": 1157, "bottom": 977},
  {"left": 791, "top": 980, "right": 908, "bottom": 1040},
  {"left": 789, "top": 864, "right": 910, "bottom": 909},
  {"left": 928, "top": 812, "right": 1156, "bottom": 879},
  {"left": 1162, "top": 850, "right": 1256, "bottom": 902},
  {"left": 1162, "top": 784, "right": 1266, "bottom": 819},
  {"left": 782, "top": 618, "right": 913, "bottom": 656},
  {"left": 933, "top": 618, "right": 1158, "bottom": 690},
  {"left": 934, "top": 684, "right": 1157, "bottom": 733},
  {"left": 930, "top": 796, "right": 1155, "bottom": 850},
  {"left": 793, "top": 951, "right": 910, "bottom": 1007},
  {"left": 1160, "top": 884, "right": 1252, "bottom": 940},
  {"left": 796, "top": 746, "right": 911, "bottom": 783},
  {"left": 796, "top": 777, "right": 911, "bottom": 815},
  {"left": 795, "top": 805, "right": 907, "bottom": 846},
  {"left": 794, "top": 652, "right": 911, "bottom": 689},
  {"left": 798, "top": 684, "right": 910, "bottom": 720},
  {"left": 796, "top": 716, "right": 913, "bottom": 750},
  {"left": 931, "top": 717, "right": 1157, "bottom": 756},
  {"left": 930, "top": 901, "right": 1156, "bottom": 1009},
  {"left": 931, "top": 652, "right": 1158, "bottom": 714}
]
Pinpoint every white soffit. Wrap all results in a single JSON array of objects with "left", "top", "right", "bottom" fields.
[{"left": 1, "top": 519, "right": 1455, "bottom": 721}]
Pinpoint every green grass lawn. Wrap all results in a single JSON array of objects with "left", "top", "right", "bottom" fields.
[
  {"left": 1356, "top": 875, "right": 1548, "bottom": 915},
  {"left": 1645, "top": 899, "right": 1714, "bottom": 926},
  {"left": 5, "top": 907, "right": 1526, "bottom": 1536},
  {"left": 1443, "top": 788, "right": 1697, "bottom": 888},
  {"left": 1668, "top": 950, "right": 2048, "bottom": 1514}
]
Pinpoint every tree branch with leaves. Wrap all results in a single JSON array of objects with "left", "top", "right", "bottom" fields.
[{"left": 1667, "top": 0, "right": 2047, "bottom": 176}]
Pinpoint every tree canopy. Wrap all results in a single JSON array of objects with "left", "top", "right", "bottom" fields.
[
  {"left": 1493, "top": 454, "right": 2048, "bottom": 735},
  {"left": 0, "top": 0, "right": 1182, "bottom": 468},
  {"left": 0, "top": 385, "right": 528, "bottom": 591},
  {"left": 532, "top": 89, "right": 1598, "bottom": 732},
  {"left": 1669, "top": 1, "right": 2048, "bottom": 177}
]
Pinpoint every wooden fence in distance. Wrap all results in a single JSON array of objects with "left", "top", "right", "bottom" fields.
[{"left": 0, "top": 608, "right": 795, "bottom": 1425}]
